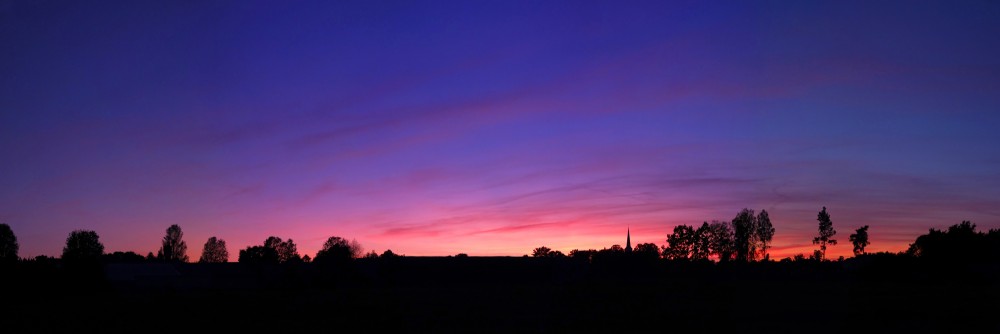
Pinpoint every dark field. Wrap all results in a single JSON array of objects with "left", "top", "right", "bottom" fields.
[{"left": 5, "top": 257, "right": 999, "bottom": 333}]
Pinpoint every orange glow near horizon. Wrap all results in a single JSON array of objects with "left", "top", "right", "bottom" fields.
[{"left": 56, "top": 209, "right": 924, "bottom": 262}]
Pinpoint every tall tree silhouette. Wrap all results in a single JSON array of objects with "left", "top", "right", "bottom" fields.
[
  {"left": 690, "top": 223, "right": 711, "bottom": 260},
  {"left": 314, "top": 236, "right": 362, "bottom": 263},
  {"left": 756, "top": 210, "right": 775, "bottom": 260},
  {"left": 62, "top": 230, "right": 104, "bottom": 263},
  {"left": 199, "top": 237, "right": 229, "bottom": 263},
  {"left": 732, "top": 208, "right": 758, "bottom": 262},
  {"left": 0, "top": 223, "right": 17, "bottom": 263},
  {"left": 663, "top": 225, "right": 697, "bottom": 260},
  {"left": 704, "top": 220, "right": 735, "bottom": 262},
  {"left": 849, "top": 226, "right": 870, "bottom": 256},
  {"left": 158, "top": 224, "right": 189, "bottom": 262},
  {"left": 812, "top": 207, "right": 837, "bottom": 260}
]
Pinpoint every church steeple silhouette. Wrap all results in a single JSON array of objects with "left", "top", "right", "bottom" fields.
[{"left": 625, "top": 227, "right": 632, "bottom": 254}]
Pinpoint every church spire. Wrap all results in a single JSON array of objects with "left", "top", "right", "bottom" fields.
[{"left": 625, "top": 226, "right": 632, "bottom": 253}]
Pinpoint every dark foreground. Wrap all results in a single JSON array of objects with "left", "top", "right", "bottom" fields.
[{"left": 4, "top": 256, "right": 999, "bottom": 333}]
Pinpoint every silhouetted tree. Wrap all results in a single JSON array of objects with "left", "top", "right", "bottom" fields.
[
  {"left": 703, "top": 220, "right": 735, "bottom": 262},
  {"left": 238, "top": 246, "right": 278, "bottom": 264},
  {"left": 812, "top": 207, "right": 837, "bottom": 260},
  {"left": 302, "top": 254, "right": 312, "bottom": 263},
  {"left": 146, "top": 252, "right": 156, "bottom": 261},
  {"left": 907, "top": 221, "right": 997, "bottom": 262},
  {"left": 0, "top": 223, "right": 17, "bottom": 263},
  {"left": 732, "top": 208, "right": 758, "bottom": 262},
  {"left": 363, "top": 250, "right": 379, "bottom": 259},
  {"left": 103, "top": 251, "right": 145, "bottom": 263},
  {"left": 453, "top": 253, "right": 467, "bottom": 258},
  {"left": 383, "top": 250, "right": 399, "bottom": 258},
  {"left": 690, "top": 223, "right": 711, "bottom": 260},
  {"left": 849, "top": 226, "right": 870, "bottom": 256},
  {"left": 532, "top": 246, "right": 553, "bottom": 257},
  {"left": 532, "top": 246, "right": 566, "bottom": 258},
  {"left": 811, "top": 250, "right": 823, "bottom": 261},
  {"left": 569, "top": 249, "right": 596, "bottom": 262},
  {"left": 62, "top": 230, "right": 104, "bottom": 263},
  {"left": 592, "top": 245, "right": 626, "bottom": 263},
  {"left": 158, "top": 224, "right": 189, "bottom": 262},
  {"left": 756, "top": 210, "right": 775, "bottom": 260},
  {"left": 265, "top": 237, "right": 301, "bottom": 263},
  {"left": 314, "top": 236, "right": 362, "bottom": 263},
  {"left": 663, "top": 225, "right": 697, "bottom": 259},
  {"left": 633, "top": 243, "right": 660, "bottom": 260},
  {"left": 199, "top": 237, "right": 229, "bottom": 263},
  {"left": 237, "top": 236, "right": 300, "bottom": 264}
]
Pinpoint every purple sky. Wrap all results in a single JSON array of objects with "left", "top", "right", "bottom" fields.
[{"left": 2, "top": 1, "right": 999, "bottom": 260}]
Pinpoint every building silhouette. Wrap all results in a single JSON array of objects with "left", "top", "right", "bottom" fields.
[{"left": 625, "top": 227, "right": 632, "bottom": 254}]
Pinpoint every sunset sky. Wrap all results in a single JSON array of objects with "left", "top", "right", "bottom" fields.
[{"left": 3, "top": 1, "right": 999, "bottom": 261}]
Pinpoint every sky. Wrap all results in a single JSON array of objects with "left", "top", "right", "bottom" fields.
[{"left": 2, "top": 1, "right": 1000, "bottom": 261}]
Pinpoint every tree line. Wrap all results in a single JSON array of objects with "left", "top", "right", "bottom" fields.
[
  {"left": 531, "top": 207, "right": 998, "bottom": 263},
  {"left": 2, "top": 206, "right": 999, "bottom": 265},
  {"left": 0, "top": 223, "right": 366, "bottom": 265}
]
